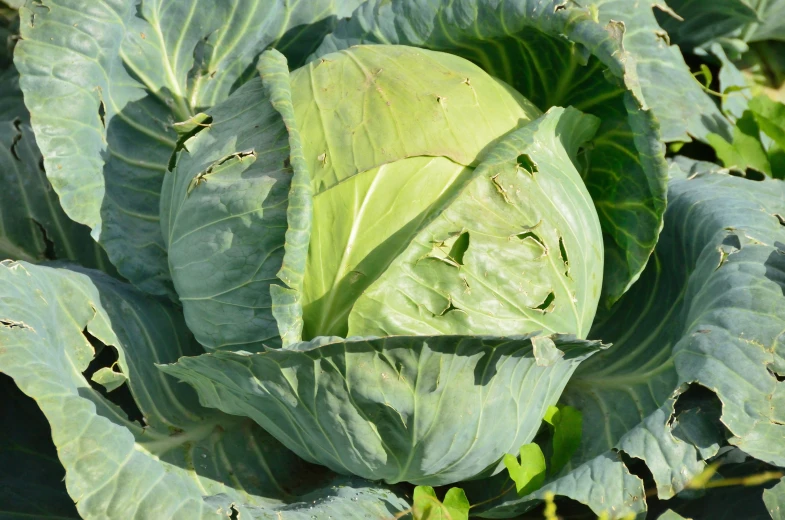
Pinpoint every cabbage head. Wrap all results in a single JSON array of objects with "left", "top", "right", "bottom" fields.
[
  {"left": 160, "top": 45, "right": 613, "bottom": 485},
  {"left": 293, "top": 45, "right": 604, "bottom": 341}
]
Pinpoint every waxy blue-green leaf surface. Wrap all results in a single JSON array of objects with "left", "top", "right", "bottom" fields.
[
  {"left": 161, "top": 50, "right": 311, "bottom": 351},
  {"left": 660, "top": 0, "right": 785, "bottom": 48},
  {"left": 588, "top": 0, "right": 732, "bottom": 142},
  {"left": 467, "top": 167, "right": 785, "bottom": 517},
  {"left": 765, "top": 478, "right": 785, "bottom": 519},
  {"left": 164, "top": 46, "right": 603, "bottom": 349},
  {"left": 163, "top": 333, "right": 604, "bottom": 486},
  {"left": 0, "top": 261, "right": 409, "bottom": 519},
  {"left": 0, "top": 12, "right": 114, "bottom": 272},
  {"left": 565, "top": 165, "right": 785, "bottom": 464},
  {"left": 13, "top": 0, "right": 368, "bottom": 297},
  {"left": 0, "top": 119, "right": 116, "bottom": 271}
]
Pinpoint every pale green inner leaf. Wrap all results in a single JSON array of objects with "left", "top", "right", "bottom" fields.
[{"left": 302, "top": 156, "right": 470, "bottom": 339}]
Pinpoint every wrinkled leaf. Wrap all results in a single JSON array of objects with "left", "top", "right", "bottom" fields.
[
  {"left": 163, "top": 334, "right": 604, "bottom": 486},
  {"left": 589, "top": 0, "right": 733, "bottom": 142},
  {"left": 14, "top": 0, "right": 367, "bottom": 296},
  {"left": 0, "top": 21, "right": 114, "bottom": 271},
  {"left": 350, "top": 107, "right": 603, "bottom": 340},
  {"left": 162, "top": 50, "right": 311, "bottom": 351},
  {"left": 468, "top": 167, "right": 785, "bottom": 518},
  {"left": 0, "top": 261, "right": 409, "bottom": 518},
  {"left": 0, "top": 119, "right": 116, "bottom": 271}
]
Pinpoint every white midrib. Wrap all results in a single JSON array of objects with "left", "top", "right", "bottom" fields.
[{"left": 313, "top": 166, "right": 387, "bottom": 334}]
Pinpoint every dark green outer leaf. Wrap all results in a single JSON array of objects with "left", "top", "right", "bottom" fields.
[
  {"left": 314, "top": 0, "right": 668, "bottom": 307},
  {"left": 660, "top": 0, "right": 785, "bottom": 48},
  {"left": 0, "top": 14, "right": 115, "bottom": 273},
  {"left": 1, "top": 261, "right": 393, "bottom": 519},
  {"left": 13, "top": 0, "right": 367, "bottom": 297},
  {"left": 661, "top": 176, "right": 785, "bottom": 466},
  {"left": 0, "top": 120, "right": 116, "bottom": 271},
  {"left": 0, "top": 374, "right": 79, "bottom": 519},
  {"left": 162, "top": 334, "right": 605, "bottom": 486},
  {"left": 161, "top": 51, "right": 310, "bottom": 351},
  {"left": 566, "top": 168, "right": 785, "bottom": 463},
  {"left": 0, "top": 10, "right": 23, "bottom": 120},
  {"left": 590, "top": 0, "right": 732, "bottom": 142},
  {"left": 471, "top": 168, "right": 785, "bottom": 518},
  {"left": 0, "top": 66, "right": 23, "bottom": 121},
  {"left": 657, "top": 0, "right": 759, "bottom": 49}
]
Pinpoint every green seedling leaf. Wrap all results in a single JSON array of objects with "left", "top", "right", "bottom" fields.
[
  {"left": 706, "top": 111, "right": 772, "bottom": 175},
  {"left": 749, "top": 95, "right": 785, "bottom": 150},
  {"left": 412, "top": 486, "right": 469, "bottom": 520},
  {"left": 544, "top": 405, "right": 583, "bottom": 475},
  {"left": 442, "top": 488, "right": 470, "bottom": 520},
  {"left": 503, "top": 443, "right": 547, "bottom": 496},
  {"left": 748, "top": 95, "right": 785, "bottom": 179}
]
